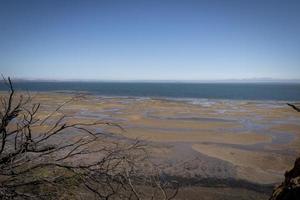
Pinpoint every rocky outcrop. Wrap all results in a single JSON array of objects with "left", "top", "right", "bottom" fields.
[{"left": 269, "top": 157, "right": 300, "bottom": 200}]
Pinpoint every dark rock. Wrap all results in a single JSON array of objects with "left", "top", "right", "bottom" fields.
[{"left": 269, "top": 157, "right": 300, "bottom": 200}]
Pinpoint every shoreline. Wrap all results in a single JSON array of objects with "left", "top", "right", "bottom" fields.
[{"left": 2, "top": 90, "right": 300, "bottom": 104}]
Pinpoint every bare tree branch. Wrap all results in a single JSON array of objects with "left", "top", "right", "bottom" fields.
[{"left": 287, "top": 103, "right": 300, "bottom": 112}]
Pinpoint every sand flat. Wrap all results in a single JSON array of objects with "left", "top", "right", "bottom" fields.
[
  {"left": 192, "top": 143, "right": 294, "bottom": 173},
  {"left": 122, "top": 128, "right": 272, "bottom": 144},
  {"left": 192, "top": 143, "right": 295, "bottom": 184},
  {"left": 2, "top": 91, "right": 299, "bottom": 185}
]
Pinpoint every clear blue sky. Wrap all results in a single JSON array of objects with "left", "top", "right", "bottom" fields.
[{"left": 0, "top": 0, "right": 299, "bottom": 81}]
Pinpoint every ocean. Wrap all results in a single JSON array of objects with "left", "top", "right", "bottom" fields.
[{"left": 0, "top": 81, "right": 300, "bottom": 101}]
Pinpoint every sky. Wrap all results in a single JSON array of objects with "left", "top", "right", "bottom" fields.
[{"left": 0, "top": 0, "right": 300, "bottom": 81}]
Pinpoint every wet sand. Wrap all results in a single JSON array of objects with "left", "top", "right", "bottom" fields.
[{"left": 3, "top": 91, "right": 300, "bottom": 198}]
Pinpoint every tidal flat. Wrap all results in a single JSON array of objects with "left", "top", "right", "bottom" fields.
[{"left": 4, "top": 91, "right": 300, "bottom": 199}]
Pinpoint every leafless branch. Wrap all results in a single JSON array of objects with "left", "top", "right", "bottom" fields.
[{"left": 287, "top": 103, "right": 300, "bottom": 112}]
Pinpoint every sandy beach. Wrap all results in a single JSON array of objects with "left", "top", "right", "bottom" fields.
[{"left": 3, "top": 91, "right": 299, "bottom": 198}]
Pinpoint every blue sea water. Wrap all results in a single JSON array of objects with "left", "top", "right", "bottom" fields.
[{"left": 0, "top": 81, "right": 300, "bottom": 101}]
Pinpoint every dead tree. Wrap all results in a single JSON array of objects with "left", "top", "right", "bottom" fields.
[{"left": 0, "top": 77, "right": 178, "bottom": 199}]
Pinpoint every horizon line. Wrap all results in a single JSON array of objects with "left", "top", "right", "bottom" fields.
[{"left": 4, "top": 77, "right": 300, "bottom": 83}]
